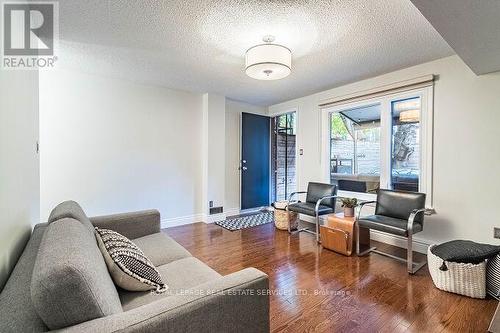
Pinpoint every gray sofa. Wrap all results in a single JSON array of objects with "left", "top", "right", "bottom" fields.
[{"left": 0, "top": 201, "right": 270, "bottom": 332}]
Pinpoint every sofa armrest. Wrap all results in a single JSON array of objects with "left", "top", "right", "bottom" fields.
[
  {"left": 56, "top": 268, "right": 270, "bottom": 333},
  {"left": 90, "top": 210, "right": 161, "bottom": 239}
]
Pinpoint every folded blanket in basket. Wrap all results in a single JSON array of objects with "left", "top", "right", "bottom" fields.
[{"left": 431, "top": 240, "right": 500, "bottom": 271}]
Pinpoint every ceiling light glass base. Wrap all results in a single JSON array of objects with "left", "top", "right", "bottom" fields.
[{"left": 245, "top": 38, "right": 292, "bottom": 81}]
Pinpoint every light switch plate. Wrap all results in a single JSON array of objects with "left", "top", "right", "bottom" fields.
[{"left": 494, "top": 227, "right": 500, "bottom": 239}]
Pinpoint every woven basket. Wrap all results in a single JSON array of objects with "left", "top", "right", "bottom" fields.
[
  {"left": 428, "top": 244, "right": 486, "bottom": 299},
  {"left": 273, "top": 201, "right": 299, "bottom": 231}
]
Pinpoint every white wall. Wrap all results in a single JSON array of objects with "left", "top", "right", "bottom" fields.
[
  {"left": 0, "top": 70, "right": 40, "bottom": 290},
  {"left": 269, "top": 55, "right": 500, "bottom": 246},
  {"left": 225, "top": 100, "right": 267, "bottom": 214},
  {"left": 39, "top": 69, "right": 204, "bottom": 226},
  {"left": 201, "top": 93, "right": 226, "bottom": 221}
]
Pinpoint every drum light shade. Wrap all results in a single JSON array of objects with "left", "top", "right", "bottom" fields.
[{"left": 245, "top": 43, "right": 292, "bottom": 80}]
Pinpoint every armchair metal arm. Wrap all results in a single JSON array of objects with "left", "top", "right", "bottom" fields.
[
  {"left": 287, "top": 191, "right": 307, "bottom": 204},
  {"left": 407, "top": 208, "right": 433, "bottom": 231},
  {"left": 314, "top": 195, "right": 338, "bottom": 216},
  {"left": 356, "top": 200, "right": 376, "bottom": 220}
]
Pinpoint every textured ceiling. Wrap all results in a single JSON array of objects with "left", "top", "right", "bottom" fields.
[
  {"left": 411, "top": 0, "right": 500, "bottom": 75},
  {"left": 55, "top": 0, "right": 454, "bottom": 106}
]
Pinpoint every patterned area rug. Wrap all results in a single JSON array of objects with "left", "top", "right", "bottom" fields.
[{"left": 215, "top": 211, "right": 274, "bottom": 231}]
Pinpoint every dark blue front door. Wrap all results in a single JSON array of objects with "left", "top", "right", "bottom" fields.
[{"left": 241, "top": 112, "right": 270, "bottom": 210}]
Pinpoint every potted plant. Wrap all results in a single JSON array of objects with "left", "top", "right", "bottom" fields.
[{"left": 341, "top": 198, "right": 358, "bottom": 217}]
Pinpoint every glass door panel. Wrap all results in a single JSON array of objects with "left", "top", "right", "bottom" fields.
[
  {"left": 391, "top": 97, "right": 421, "bottom": 192},
  {"left": 272, "top": 112, "right": 296, "bottom": 201}
]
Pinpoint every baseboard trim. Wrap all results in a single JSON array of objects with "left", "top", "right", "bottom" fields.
[
  {"left": 161, "top": 214, "right": 203, "bottom": 229},
  {"left": 161, "top": 211, "right": 236, "bottom": 228},
  {"left": 224, "top": 208, "right": 240, "bottom": 218},
  {"left": 203, "top": 213, "right": 226, "bottom": 224},
  {"left": 370, "top": 230, "right": 430, "bottom": 254},
  {"left": 300, "top": 215, "right": 431, "bottom": 254}
]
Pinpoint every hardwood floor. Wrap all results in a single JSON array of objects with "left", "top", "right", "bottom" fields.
[{"left": 163, "top": 221, "right": 497, "bottom": 332}]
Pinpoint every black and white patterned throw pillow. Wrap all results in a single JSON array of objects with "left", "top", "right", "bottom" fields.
[{"left": 95, "top": 227, "right": 167, "bottom": 293}]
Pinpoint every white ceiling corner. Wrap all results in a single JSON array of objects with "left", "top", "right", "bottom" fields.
[{"left": 411, "top": 0, "right": 500, "bottom": 75}]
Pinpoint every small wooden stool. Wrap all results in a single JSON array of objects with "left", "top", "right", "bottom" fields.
[{"left": 320, "top": 213, "right": 370, "bottom": 256}]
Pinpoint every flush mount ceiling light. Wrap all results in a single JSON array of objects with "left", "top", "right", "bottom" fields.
[{"left": 245, "top": 35, "right": 292, "bottom": 80}]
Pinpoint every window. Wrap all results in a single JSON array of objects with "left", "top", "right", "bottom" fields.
[
  {"left": 330, "top": 104, "right": 381, "bottom": 193},
  {"left": 323, "top": 86, "right": 432, "bottom": 204},
  {"left": 391, "top": 97, "right": 420, "bottom": 192}
]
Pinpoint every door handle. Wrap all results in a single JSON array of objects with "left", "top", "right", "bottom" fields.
[{"left": 239, "top": 160, "right": 248, "bottom": 171}]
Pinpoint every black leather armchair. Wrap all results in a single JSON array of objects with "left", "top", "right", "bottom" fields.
[
  {"left": 356, "top": 189, "right": 430, "bottom": 274},
  {"left": 287, "top": 182, "right": 337, "bottom": 243}
]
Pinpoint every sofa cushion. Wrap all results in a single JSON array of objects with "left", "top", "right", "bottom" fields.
[
  {"left": 119, "top": 257, "right": 222, "bottom": 311},
  {"left": 0, "top": 224, "right": 48, "bottom": 333},
  {"left": 48, "top": 200, "right": 94, "bottom": 234},
  {"left": 95, "top": 228, "right": 168, "bottom": 293},
  {"left": 31, "top": 218, "right": 122, "bottom": 330},
  {"left": 132, "top": 232, "right": 192, "bottom": 266}
]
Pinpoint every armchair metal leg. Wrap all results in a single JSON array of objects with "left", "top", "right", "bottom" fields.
[
  {"left": 407, "top": 232, "right": 413, "bottom": 274},
  {"left": 288, "top": 215, "right": 321, "bottom": 243},
  {"left": 356, "top": 225, "right": 426, "bottom": 274},
  {"left": 356, "top": 222, "right": 359, "bottom": 254},
  {"left": 286, "top": 207, "right": 314, "bottom": 236},
  {"left": 315, "top": 213, "right": 320, "bottom": 243},
  {"left": 289, "top": 228, "right": 316, "bottom": 236},
  {"left": 408, "top": 261, "right": 427, "bottom": 274},
  {"left": 406, "top": 232, "right": 427, "bottom": 274},
  {"left": 287, "top": 219, "right": 318, "bottom": 237},
  {"left": 356, "top": 222, "right": 376, "bottom": 256}
]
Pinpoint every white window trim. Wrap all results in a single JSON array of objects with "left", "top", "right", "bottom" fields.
[{"left": 320, "top": 86, "right": 434, "bottom": 208}]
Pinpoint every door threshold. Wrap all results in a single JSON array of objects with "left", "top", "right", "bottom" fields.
[{"left": 239, "top": 206, "right": 271, "bottom": 215}]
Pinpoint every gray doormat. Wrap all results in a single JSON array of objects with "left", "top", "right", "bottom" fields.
[{"left": 215, "top": 211, "right": 274, "bottom": 231}]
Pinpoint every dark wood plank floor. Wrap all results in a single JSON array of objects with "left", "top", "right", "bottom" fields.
[{"left": 163, "top": 221, "right": 497, "bottom": 333}]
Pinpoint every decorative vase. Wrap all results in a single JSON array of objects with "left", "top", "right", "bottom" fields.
[{"left": 344, "top": 207, "right": 355, "bottom": 217}]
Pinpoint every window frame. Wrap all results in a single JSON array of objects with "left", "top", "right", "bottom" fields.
[{"left": 321, "top": 86, "right": 434, "bottom": 207}]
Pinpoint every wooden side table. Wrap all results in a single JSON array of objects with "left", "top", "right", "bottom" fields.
[{"left": 320, "top": 212, "right": 370, "bottom": 256}]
